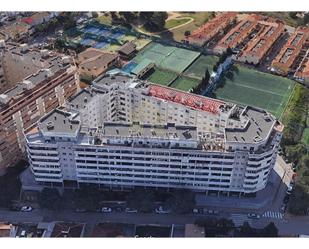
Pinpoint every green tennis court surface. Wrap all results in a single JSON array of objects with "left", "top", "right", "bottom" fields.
[
  {"left": 184, "top": 55, "right": 219, "bottom": 79},
  {"left": 170, "top": 76, "right": 200, "bottom": 92},
  {"left": 213, "top": 65, "right": 295, "bottom": 118},
  {"left": 146, "top": 68, "right": 178, "bottom": 86},
  {"left": 133, "top": 42, "right": 200, "bottom": 73}
]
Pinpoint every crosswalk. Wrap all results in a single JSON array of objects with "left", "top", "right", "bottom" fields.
[
  {"left": 230, "top": 214, "right": 251, "bottom": 227},
  {"left": 262, "top": 211, "right": 284, "bottom": 219}
]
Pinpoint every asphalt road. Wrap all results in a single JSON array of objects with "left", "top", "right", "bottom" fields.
[{"left": 0, "top": 208, "right": 308, "bottom": 236}]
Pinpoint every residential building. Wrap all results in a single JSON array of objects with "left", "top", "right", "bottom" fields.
[
  {"left": 187, "top": 12, "right": 237, "bottom": 47},
  {"left": 77, "top": 48, "right": 119, "bottom": 79},
  {"left": 25, "top": 73, "right": 283, "bottom": 195},
  {"left": 214, "top": 14, "right": 265, "bottom": 54},
  {"left": 0, "top": 22, "right": 31, "bottom": 43},
  {"left": 238, "top": 20, "right": 285, "bottom": 65},
  {"left": 50, "top": 222, "right": 85, "bottom": 237},
  {"left": 21, "top": 12, "right": 54, "bottom": 27},
  {"left": 117, "top": 41, "right": 137, "bottom": 60},
  {"left": 184, "top": 224, "right": 205, "bottom": 237},
  {"left": 271, "top": 27, "right": 309, "bottom": 75},
  {"left": 0, "top": 42, "right": 79, "bottom": 175},
  {"left": 130, "top": 58, "right": 155, "bottom": 79}
]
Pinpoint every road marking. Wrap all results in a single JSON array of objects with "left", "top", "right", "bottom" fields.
[{"left": 262, "top": 211, "right": 283, "bottom": 219}]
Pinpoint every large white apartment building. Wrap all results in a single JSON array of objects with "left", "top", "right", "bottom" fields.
[{"left": 25, "top": 73, "right": 283, "bottom": 195}]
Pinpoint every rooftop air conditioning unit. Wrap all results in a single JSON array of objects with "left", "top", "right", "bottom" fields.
[
  {"left": 0, "top": 39, "right": 5, "bottom": 49},
  {"left": 22, "top": 80, "right": 34, "bottom": 90},
  {"left": 46, "top": 121, "right": 54, "bottom": 130}
]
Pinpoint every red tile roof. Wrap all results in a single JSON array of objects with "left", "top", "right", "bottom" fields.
[
  {"left": 21, "top": 17, "right": 34, "bottom": 25},
  {"left": 148, "top": 85, "right": 224, "bottom": 114}
]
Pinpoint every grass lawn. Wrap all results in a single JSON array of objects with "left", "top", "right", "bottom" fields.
[
  {"left": 133, "top": 38, "right": 152, "bottom": 51},
  {"left": 165, "top": 18, "right": 191, "bottom": 29},
  {"left": 213, "top": 65, "right": 295, "bottom": 118},
  {"left": 184, "top": 55, "right": 219, "bottom": 79},
  {"left": 97, "top": 14, "right": 113, "bottom": 26},
  {"left": 101, "top": 44, "right": 121, "bottom": 53},
  {"left": 120, "top": 35, "right": 136, "bottom": 44},
  {"left": 259, "top": 12, "right": 302, "bottom": 27},
  {"left": 146, "top": 68, "right": 178, "bottom": 86},
  {"left": 170, "top": 76, "right": 200, "bottom": 92},
  {"left": 160, "top": 12, "right": 213, "bottom": 41}
]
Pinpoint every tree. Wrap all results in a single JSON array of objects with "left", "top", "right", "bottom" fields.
[
  {"left": 289, "top": 12, "right": 298, "bottom": 19},
  {"left": 213, "top": 64, "right": 218, "bottom": 72},
  {"left": 303, "top": 13, "right": 309, "bottom": 25},
  {"left": 239, "top": 222, "right": 256, "bottom": 236},
  {"left": 142, "top": 12, "right": 168, "bottom": 31},
  {"left": 184, "top": 30, "right": 191, "bottom": 36},
  {"left": 74, "top": 186, "right": 102, "bottom": 211},
  {"left": 226, "top": 47, "right": 233, "bottom": 56},
  {"left": 91, "top": 12, "right": 98, "bottom": 18},
  {"left": 38, "top": 188, "right": 61, "bottom": 210},
  {"left": 260, "top": 222, "right": 278, "bottom": 237},
  {"left": 126, "top": 189, "right": 155, "bottom": 213},
  {"left": 165, "top": 190, "right": 195, "bottom": 214},
  {"left": 195, "top": 217, "right": 234, "bottom": 237},
  {"left": 288, "top": 184, "right": 309, "bottom": 215}
]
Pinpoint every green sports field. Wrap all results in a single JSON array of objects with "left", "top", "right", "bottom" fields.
[
  {"left": 133, "top": 42, "right": 200, "bottom": 73},
  {"left": 184, "top": 55, "right": 219, "bottom": 79},
  {"left": 170, "top": 76, "right": 200, "bottom": 92},
  {"left": 213, "top": 65, "right": 295, "bottom": 118},
  {"left": 146, "top": 68, "right": 178, "bottom": 86}
]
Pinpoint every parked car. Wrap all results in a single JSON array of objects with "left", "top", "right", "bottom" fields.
[
  {"left": 125, "top": 208, "right": 138, "bottom": 213},
  {"left": 192, "top": 208, "right": 199, "bottom": 214},
  {"left": 101, "top": 207, "right": 112, "bottom": 213},
  {"left": 155, "top": 206, "right": 171, "bottom": 214},
  {"left": 9, "top": 206, "right": 20, "bottom": 211},
  {"left": 286, "top": 185, "right": 293, "bottom": 195},
  {"left": 20, "top": 206, "right": 32, "bottom": 212},
  {"left": 247, "top": 213, "right": 260, "bottom": 219}
]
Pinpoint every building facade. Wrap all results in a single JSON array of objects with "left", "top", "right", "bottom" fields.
[
  {"left": 0, "top": 42, "right": 79, "bottom": 175},
  {"left": 25, "top": 73, "right": 283, "bottom": 195}
]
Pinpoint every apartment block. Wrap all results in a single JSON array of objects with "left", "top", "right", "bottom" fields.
[
  {"left": 77, "top": 48, "right": 119, "bottom": 79},
  {"left": 238, "top": 20, "right": 285, "bottom": 65},
  {"left": 0, "top": 42, "right": 79, "bottom": 175},
  {"left": 25, "top": 73, "right": 283, "bottom": 195},
  {"left": 271, "top": 27, "right": 309, "bottom": 75},
  {"left": 187, "top": 12, "right": 237, "bottom": 47},
  {"left": 213, "top": 15, "right": 261, "bottom": 54}
]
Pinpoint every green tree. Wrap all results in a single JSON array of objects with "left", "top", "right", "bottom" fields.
[
  {"left": 91, "top": 12, "right": 98, "bottom": 18},
  {"left": 289, "top": 12, "right": 298, "bottom": 19},
  {"left": 260, "top": 222, "right": 278, "bottom": 237},
  {"left": 142, "top": 12, "right": 168, "bottom": 31},
  {"left": 184, "top": 30, "right": 191, "bottom": 36},
  {"left": 38, "top": 188, "right": 61, "bottom": 210},
  {"left": 288, "top": 184, "right": 309, "bottom": 215},
  {"left": 165, "top": 190, "right": 195, "bottom": 214},
  {"left": 126, "top": 189, "right": 155, "bottom": 213}
]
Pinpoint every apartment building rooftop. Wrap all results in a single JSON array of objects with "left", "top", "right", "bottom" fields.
[
  {"left": 102, "top": 122, "right": 197, "bottom": 141},
  {"left": 271, "top": 26, "right": 309, "bottom": 74},
  {"left": 188, "top": 12, "right": 237, "bottom": 45},
  {"left": 238, "top": 20, "right": 285, "bottom": 63},
  {"left": 50, "top": 222, "right": 85, "bottom": 238},
  {"left": 214, "top": 14, "right": 262, "bottom": 53},
  {"left": 146, "top": 84, "right": 225, "bottom": 115},
  {"left": 225, "top": 106, "right": 276, "bottom": 143},
  {"left": 38, "top": 109, "right": 80, "bottom": 134}
]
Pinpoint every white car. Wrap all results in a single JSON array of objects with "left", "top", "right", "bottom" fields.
[
  {"left": 20, "top": 206, "right": 32, "bottom": 212},
  {"left": 155, "top": 206, "right": 171, "bottom": 214},
  {"left": 125, "top": 208, "right": 138, "bottom": 213},
  {"left": 101, "top": 207, "right": 112, "bottom": 213}
]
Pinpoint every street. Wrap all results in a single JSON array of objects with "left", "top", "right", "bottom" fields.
[{"left": 0, "top": 207, "right": 308, "bottom": 236}]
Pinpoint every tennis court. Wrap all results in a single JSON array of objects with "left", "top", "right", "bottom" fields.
[
  {"left": 146, "top": 68, "right": 178, "bottom": 86},
  {"left": 213, "top": 65, "right": 295, "bottom": 118},
  {"left": 184, "top": 55, "right": 219, "bottom": 79},
  {"left": 133, "top": 42, "right": 200, "bottom": 73},
  {"left": 170, "top": 76, "right": 200, "bottom": 92},
  {"left": 94, "top": 41, "right": 109, "bottom": 49}
]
